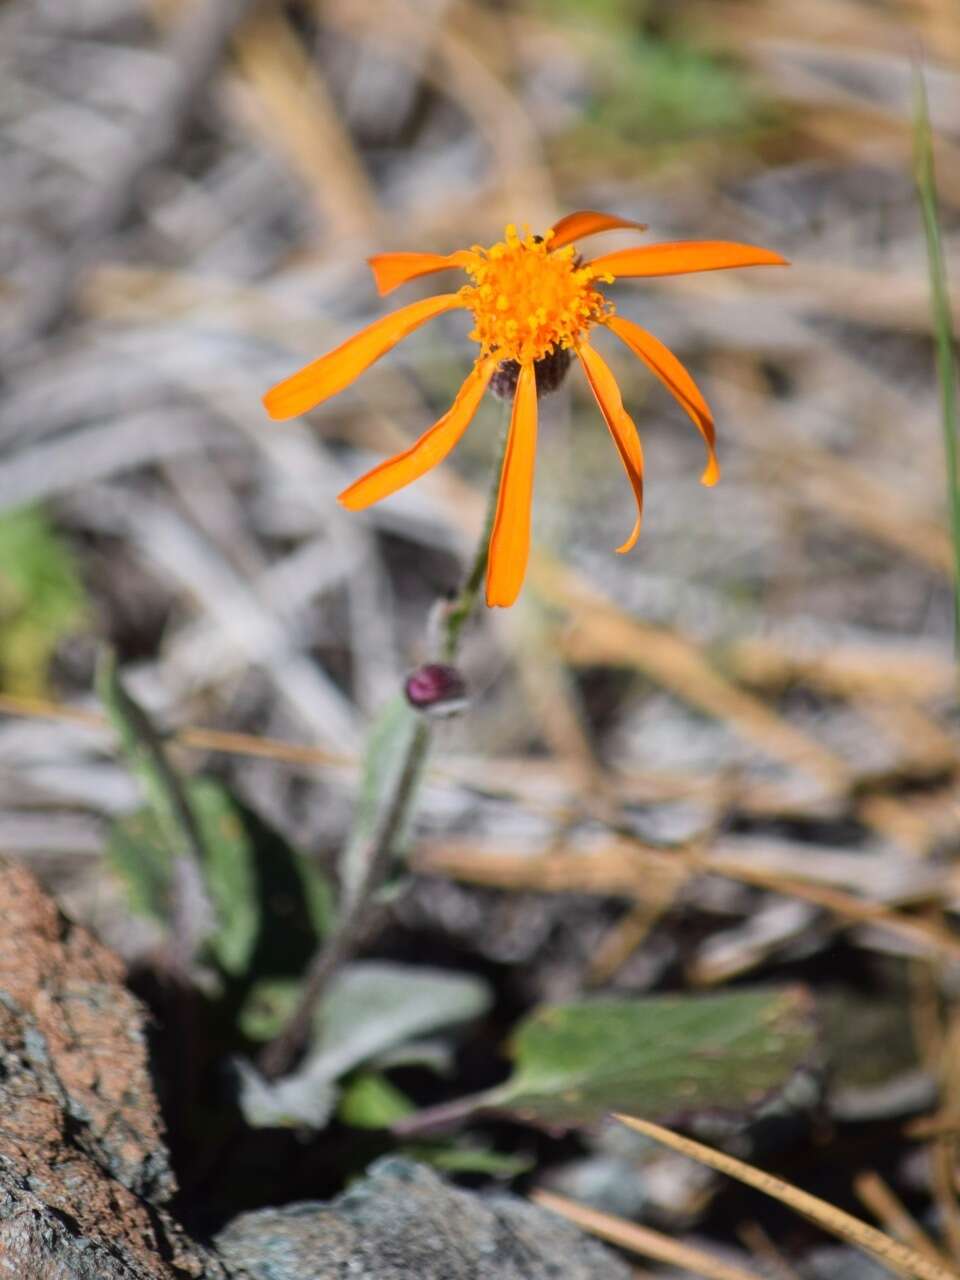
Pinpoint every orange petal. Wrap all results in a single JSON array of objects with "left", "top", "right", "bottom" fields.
[
  {"left": 577, "top": 343, "right": 644, "bottom": 553},
  {"left": 486, "top": 363, "right": 538, "bottom": 608},
  {"left": 263, "top": 293, "right": 464, "bottom": 421},
  {"left": 367, "top": 251, "right": 471, "bottom": 296},
  {"left": 548, "top": 210, "right": 648, "bottom": 252},
  {"left": 605, "top": 314, "right": 718, "bottom": 486},
  {"left": 587, "top": 241, "right": 789, "bottom": 279},
  {"left": 338, "top": 358, "right": 496, "bottom": 510}
]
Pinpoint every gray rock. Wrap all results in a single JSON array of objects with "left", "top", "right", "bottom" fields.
[{"left": 215, "top": 1156, "right": 632, "bottom": 1280}]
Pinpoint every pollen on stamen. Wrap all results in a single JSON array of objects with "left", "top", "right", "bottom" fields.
[{"left": 458, "top": 223, "right": 612, "bottom": 370}]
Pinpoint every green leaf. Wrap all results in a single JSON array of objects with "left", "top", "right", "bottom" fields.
[
  {"left": 372, "top": 1040, "right": 454, "bottom": 1076},
  {"left": 188, "top": 780, "right": 258, "bottom": 977},
  {"left": 299, "top": 852, "right": 335, "bottom": 942},
  {"left": 307, "top": 962, "right": 491, "bottom": 1080},
  {"left": 226, "top": 798, "right": 334, "bottom": 981},
  {"left": 238, "top": 978, "right": 301, "bottom": 1042},
  {"left": 100, "top": 652, "right": 333, "bottom": 980},
  {"left": 483, "top": 986, "right": 819, "bottom": 1127},
  {"left": 100, "top": 655, "right": 213, "bottom": 968},
  {"left": 402, "top": 1142, "right": 533, "bottom": 1179},
  {"left": 106, "top": 808, "right": 175, "bottom": 922},
  {"left": 914, "top": 67, "right": 960, "bottom": 651},
  {"left": 0, "top": 506, "right": 86, "bottom": 696},
  {"left": 338, "top": 1072, "right": 414, "bottom": 1129},
  {"left": 109, "top": 779, "right": 334, "bottom": 984},
  {"left": 237, "top": 962, "right": 492, "bottom": 1130},
  {"left": 97, "top": 651, "right": 208, "bottom": 871},
  {"left": 339, "top": 696, "right": 421, "bottom": 911}
]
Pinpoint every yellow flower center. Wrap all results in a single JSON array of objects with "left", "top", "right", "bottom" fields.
[{"left": 458, "top": 224, "right": 612, "bottom": 365}]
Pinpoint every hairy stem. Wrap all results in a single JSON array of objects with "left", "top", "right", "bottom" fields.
[
  {"left": 258, "top": 719, "right": 431, "bottom": 1079},
  {"left": 259, "top": 394, "right": 511, "bottom": 1079}
]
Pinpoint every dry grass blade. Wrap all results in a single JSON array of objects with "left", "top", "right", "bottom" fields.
[
  {"left": 855, "top": 1170, "right": 953, "bottom": 1270},
  {"left": 615, "top": 1115, "right": 960, "bottom": 1280},
  {"left": 587, "top": 894, "right": 679, "bottom": 986},
  {"left": 700, "top": 855, "right": 960, "bottom": 964},
  {"left": 533, "top": 558, "right": 849, "bottom": 791},
  {"left": 0, "top": 693, "right": 353, "bottom": 771},
  {"left": 1, "top": 0, "right": 257, "bottom": 359},
  {"left": 324, "top": 0, "right": 555, "bottom": 223},
  {"left": 930, "top": 1013, "right": 960, "bottom": 1262},
  {"left": 532, "top": 1189, "right": 765, "bottom": 1280},
  {"left": 414, "top": 838, "right": 960, "bottom": 964},
  {"left": 737, "top": 1220, "right": 803, "bottom": 1280},
  {"left": 907, "top": 1116, "right": 960, "bottom": 1141},
  {"left": 715, "top": 369, "right": 955, "bottom": 578},
  {"left": 232, "top": 8, "right": 382, "bottom": 239},
  {"left": 507, "top": 608, "right": 612, "bottom": 809},
  {"left": 413, "top": 837, "right": 689, "bottom": 899},
  {"left": 726, "top": 635, "right": 956, "bottom": 703}
]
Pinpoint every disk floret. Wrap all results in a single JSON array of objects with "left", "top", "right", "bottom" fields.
[{"left": 459, "top": 224, "right": 612, "bottom": 365}]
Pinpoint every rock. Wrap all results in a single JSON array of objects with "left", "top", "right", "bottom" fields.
[
  {"left": 0, "top": 863, "right": 629, "bottom": 1279},
  {"left": 215, "top": 1156, "right": 633, "bottom": 1280},
  {"left": 0, "top": 860, "right": 222, "bottom": 1280}
]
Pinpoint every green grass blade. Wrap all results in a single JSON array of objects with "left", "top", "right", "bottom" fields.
[
  {"left": 913, "top": 65, "right": 960, "bottom": 651},
  {"left": 97, "top": 648, "right": 213, "bottom": 969}
]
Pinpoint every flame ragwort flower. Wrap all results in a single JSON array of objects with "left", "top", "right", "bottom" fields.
[{"left": 263, "top": 211, "right": 787, "bottom": 607}]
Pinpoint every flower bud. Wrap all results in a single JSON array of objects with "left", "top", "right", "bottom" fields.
[{"left": 403, "top": 663, "right": 468, "bottom": 716}]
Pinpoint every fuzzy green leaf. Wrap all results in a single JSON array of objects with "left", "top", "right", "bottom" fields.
[
  {"left": 339, "top": 696, "right": 421, "bottom": 910},
  {"left": 108, "top": 775, "right": 333, "bottom": 982},
  {"left": 238, "top": 962, "right": 492, "bottom": 1130},
  {"left": 485, "top": 986, "right": 819, "bottom": 1127},
  {"left": 188, "top": 779, "right": 258, "bottom": 976},
  {"left": 338, "top": 1072, "right": 414, "bottom": 1129}
]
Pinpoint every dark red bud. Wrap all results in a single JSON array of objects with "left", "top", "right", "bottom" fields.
[{"left": 404, "top": 663, "right": 468, "bottom": 715}]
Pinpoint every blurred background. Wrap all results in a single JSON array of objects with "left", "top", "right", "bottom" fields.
[
  {"left": 3, "top": 0, "right": 960, "bottom": 1267},
  {"left": 2, "top": 0, "right": 957, "bottom": 915}
]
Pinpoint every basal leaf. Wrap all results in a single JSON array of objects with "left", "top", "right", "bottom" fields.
[
  {"left": 107, "top": 772, "right": 333, "bottom": 984},
  {"left": 238, "top": 962, "right": 491, "bottom": 1130},
  {"left": 106, "top": 807, "right": 175, "bottom": 923},
  {"left": 484, "top": 986, "right": 818, "bottom": 1127},
  {"left": 189, "top": 779, "right": 259, "bottom": 977},
  {"left": 338, "top": 1072, "right": 414, "bottom": 1129}
]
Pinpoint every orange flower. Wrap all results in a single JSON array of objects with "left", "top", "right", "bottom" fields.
[{"left": 263, "top": 211, "right": 787, "bottom": 607}]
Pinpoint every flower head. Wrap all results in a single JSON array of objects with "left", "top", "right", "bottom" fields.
[
  {"left": 459, "top": 224, "right": 611, "bottom": 365},
  {"left": 263, "top": 210, "right": 787, "bottom": 607}
]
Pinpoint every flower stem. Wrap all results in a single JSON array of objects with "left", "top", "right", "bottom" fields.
[
  {"left": 259, "top": 394, "right": 511, "bottom": 1080},
  {"left": 441, "top": 396, "right": 511, "bottom": 661},
  {"left": 258, "top": 718, "right": 431, "bottom": 1080}
]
